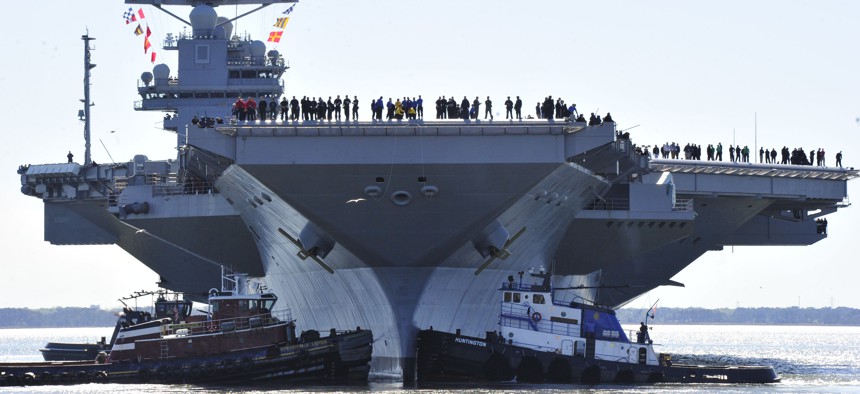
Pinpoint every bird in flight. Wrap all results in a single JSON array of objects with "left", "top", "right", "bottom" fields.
[{"left": 346, "top": 198, "right": 366, "bottom": 203}]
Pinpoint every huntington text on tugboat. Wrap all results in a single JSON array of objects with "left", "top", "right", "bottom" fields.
[{"left": 417, "top": 267, "right": 779, "bottom": 384}]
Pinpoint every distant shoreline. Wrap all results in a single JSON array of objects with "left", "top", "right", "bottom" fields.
[
  {"left": 615, "top": 306, "right": 860, "bottom": 326},
  {"left": 0, "top": 306, "right": 857, "bottom": 328}
]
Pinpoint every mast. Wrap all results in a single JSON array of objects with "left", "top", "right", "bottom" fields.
[{"left": 81, "top": 34, "right": 96, "bottom": 166}]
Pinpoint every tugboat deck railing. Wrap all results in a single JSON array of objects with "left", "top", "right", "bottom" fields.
[
  {"left": 500, "top": 303, "right": 581, "bottom": 338},
  {"left": 163, "top": 309, "right": 292, "bottom": 337}
]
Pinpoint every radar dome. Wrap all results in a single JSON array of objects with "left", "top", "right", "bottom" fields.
[
  {"left": 250, "top": 40, "right": 266, "bottom": 65},
  {"left": 213, "top": 26, "right": 226, "bottom": 40},
  {"left": 189, "top": 4, "right": 217, "bottom": 37},
  {"left": 250, "top": 40, "right": 266, "bottom": 58},
  {"left": 153, "top": 64, "right": 170, "bottom": 86},
  {"left": 216, "top": 16, "right": 233, "bottom": 39},
  {"left": 140, "top": 72, "right": 153, "bottom": 86}
]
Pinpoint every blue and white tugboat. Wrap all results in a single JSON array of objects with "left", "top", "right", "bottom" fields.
[
  {"left": 0, "top": 270, "right": 373, "bottom": 386},
  {"left": 417, "top": 268, "right": 779, "bottom": 384}
]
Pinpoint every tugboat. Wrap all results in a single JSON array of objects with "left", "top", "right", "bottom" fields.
[
  {"left": 0, "top": 270, "right": 373, "bottom": 386},
  {"left": 39, "top": 291, "right": 193, "bottom": 361},
  {"left": 417, "top": 268, "right": 779, "bottom": 384}
]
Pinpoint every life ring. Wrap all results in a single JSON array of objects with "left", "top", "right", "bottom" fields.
[{"left": 531, "top": 312, "right": 542, "bottom": 322}]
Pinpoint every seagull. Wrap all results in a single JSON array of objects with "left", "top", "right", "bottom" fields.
[{"left": 346, "top": 198, "right": 366, "bottom": 203}]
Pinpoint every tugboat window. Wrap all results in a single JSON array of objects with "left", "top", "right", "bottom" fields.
[
  {"left": 504, "top": 292, "right": 512, "bottom": 303},
  {"left": 512, "top": 293, "right": 521, "bottom": 303},
  {"left": 533, "top": 294, "right": 545, "bottom": 304}
]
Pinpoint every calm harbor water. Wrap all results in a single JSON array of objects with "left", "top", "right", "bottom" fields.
[{"left": 0, "top": 324, "right": 858, "bottom": 393}]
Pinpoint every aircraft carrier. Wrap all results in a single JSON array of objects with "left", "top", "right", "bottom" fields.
[{"left": 17, "top": 0, "right": 857, "bottom": 380}]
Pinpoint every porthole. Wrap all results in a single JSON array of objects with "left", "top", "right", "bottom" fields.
[
  {"left": 421, "top": 185, "right": 439, "bottom": 197},
  {"left": 364, "top": 185, "right": 382, "bottom": 198},
  {"left": 391, "top": 191, "right": 412, "bottom": 206}
]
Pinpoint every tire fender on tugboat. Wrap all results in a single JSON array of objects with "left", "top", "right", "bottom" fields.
[{"left": 240, "top": 357, "right": 254, "bottom": 371}]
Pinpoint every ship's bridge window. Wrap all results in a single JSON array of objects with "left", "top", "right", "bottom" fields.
[
  {"left": 533, "top": 294, "right": 546, "bottom": 304},
  {"left": 195, "top": 44, "right": 210, "bottom": 64},
  {"left": 512, "top": 293, "right": 521, "bottom": 303},
  {"left": 504, "top": 292, "right": 512, "bottom": 303},
  {"left": 261, "top": 299, "right": 275, "bottom": 312}
]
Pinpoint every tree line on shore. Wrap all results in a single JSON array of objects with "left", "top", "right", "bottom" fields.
[
  {"left": 616, "top": 306, "right": 860, "bottom": 326},
  {"left": 0, "top": 306, "right": 858, "bottom": 328}
]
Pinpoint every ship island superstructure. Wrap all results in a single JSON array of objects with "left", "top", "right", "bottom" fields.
[{"left": 17, "top": 0, "right": 858, "bottom": 381}]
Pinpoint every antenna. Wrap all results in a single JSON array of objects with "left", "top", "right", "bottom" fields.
[{"left": 81, "top": 34, "right": 96, "bottom": 166}]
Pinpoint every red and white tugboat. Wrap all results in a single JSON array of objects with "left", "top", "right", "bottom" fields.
[
  {"left": 0, "top": 270, "right": 373, "bottom": 386},
  {"left": 417, "top": 268, "right": 779, "bottom": 384},
  {"left": 39, "top": 291, "right": 193, "bottom": 362}
]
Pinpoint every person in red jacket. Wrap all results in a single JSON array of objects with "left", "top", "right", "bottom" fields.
[
  {"left": 233, "top": 97, "right": 246, "bottom": 121},
  {"left": 246, "top": 97, "right": 257, "bottom": 121}
]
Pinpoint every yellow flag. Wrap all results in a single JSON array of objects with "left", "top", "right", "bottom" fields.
[{"left": 274, "top": 17, "right": 289, "bottom": 29}]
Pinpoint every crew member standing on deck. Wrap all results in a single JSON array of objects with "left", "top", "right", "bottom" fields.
[
  {"left": 334, "top": 95, "right": 342, "bottom": 121},
  {"left": 246, "top": 97, "right": 257, "bottom": 121},
  {"left": 343, "top": 95, "right": 351, "bottom": 121},
  {"left": 514, "top": 96, "right": 522, "bottom": 120},
  {"left": 638, "top": 322, "right": 650, "bottom": 343},
  {"left": 416, "top": 95, "right": 424, "bottom": 119},
  {"left": 258, "top": 98, "right": 267, "bottom": 121},
  {"left": 352, "top": 96, "right": 359, "bottom": 120},
  {"left": 269, "top": 97, "right": 278, "bottom": 120},
  {"left": 504, "top": 96, "right": 513, "bottom": 119},
  {"left": 233, "top": 97, "right": 246, "bottom": 121},
  {"left": 67, "top": 151, "right": 74, "bottom": 163},
  {"left": 280, "top": 97, "right": 289, "bottom": 121},
  {"left": 484, "top": 96, "right": 493, "bottom": 120},
  {"left": 290, "top": 96, "right": 299, "bottom": 121}
]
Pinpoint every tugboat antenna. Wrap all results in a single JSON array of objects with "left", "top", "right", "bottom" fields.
[{"left": 81, "top": 33, "right": 96, "bottom": 166}]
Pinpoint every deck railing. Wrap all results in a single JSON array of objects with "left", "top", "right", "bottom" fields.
[
  {"left": 500, "top": 302, "right": 581, "bottom": 338},
  {"left": 163, "top": 309, "right": 293, "bottom": 337}
]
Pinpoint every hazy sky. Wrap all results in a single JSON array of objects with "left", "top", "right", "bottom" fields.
[{"left": 0, "top": 1, "right": 858, "bottom": 310}]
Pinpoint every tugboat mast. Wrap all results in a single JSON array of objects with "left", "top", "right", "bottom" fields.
[{"left": 81, "top": 34, "right": 95, "bottom": 166}]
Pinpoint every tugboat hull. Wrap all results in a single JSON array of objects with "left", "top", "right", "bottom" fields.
[
  {"left": 416, "top": 330, "right": 779, "bottom": 384},
  {"left": 0, "top": 330, "right": 372, "bottom": 387}
]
